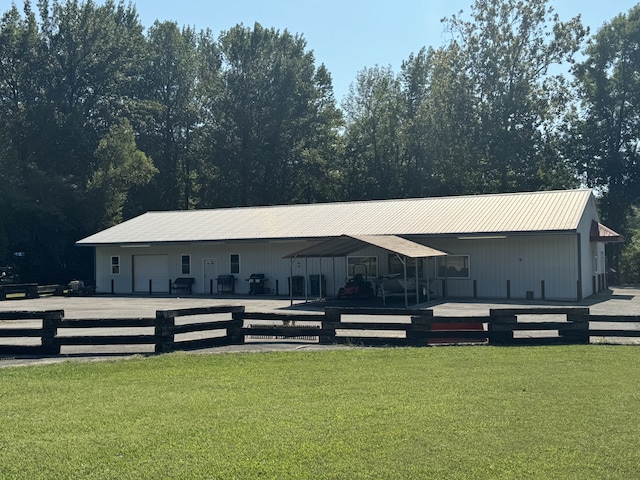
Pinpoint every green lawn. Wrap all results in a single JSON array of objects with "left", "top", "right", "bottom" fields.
[{"left": 0, "top": 346, "right": 638, "bottom": 479}]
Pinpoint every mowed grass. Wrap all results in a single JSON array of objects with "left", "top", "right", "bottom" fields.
[{"left": 0, "top": 347, "right": 639, "bottom": 479}]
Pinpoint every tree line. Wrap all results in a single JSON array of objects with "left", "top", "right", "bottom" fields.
[{"left": 1, "top": 0, "right": 639, "bottom": 284}]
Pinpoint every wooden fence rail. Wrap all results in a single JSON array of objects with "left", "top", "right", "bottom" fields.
[{"left": 1, "top": 306, "right": 639, "bottom": 356}]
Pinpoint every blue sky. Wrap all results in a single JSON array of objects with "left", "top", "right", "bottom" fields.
[{"left": 6, "top": 0, "right": 638, "bottom": 101}]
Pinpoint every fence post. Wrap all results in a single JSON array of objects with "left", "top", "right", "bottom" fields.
[
  {"left": 561, "top": 309, "right": 590, "bottom": 344},
  {"left": 321, "top": 307, "right": 339, "bottom": 345},
  {"left": 155, "top": 310, "right": 175, "bottom": 353},
  {"left": 407, "top": 315, "right": 431, "bottom": 347},
  {"left": 41, "top": 310, "right": 63, "bottom": 355},
  {"left": 228, "top": 307, "right": 246, "bottom": 345},
  {"left": 488, "top": 310, "right": 516, "bottom": 346}
]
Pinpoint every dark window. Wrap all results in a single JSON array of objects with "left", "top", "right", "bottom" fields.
[
  {"left": 230, "top": 254, "right": 240, "bottom": 274},
  {"left": 435, "top": 255, "right": 470, "bottom": 278},
  {"left": 181, "top": 255, "right": 191, "bottom": 275},
  {"left": 111, "top": 256, "right": 120, "bottom": 275}
]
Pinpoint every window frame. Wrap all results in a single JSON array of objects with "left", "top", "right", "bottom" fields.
[
  {"left": 230, "top": 254, "right": 240, "bottom": 275},
  {"left": 435, "top": 254, "right": 470, "bottom": 279},
  {"left": 181, "top": 254, "right": 191, "bottom": 275},
  {"left": 111, "top": 256, "right": 120, "bottom": 275}
]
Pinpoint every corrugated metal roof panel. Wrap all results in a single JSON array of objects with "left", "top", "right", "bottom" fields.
[
  {"left": 283, "top": 235, "right": 447, "bottom": 258},
  {"left": 77, "top": 189, "right": 595, "bottom": 245}
]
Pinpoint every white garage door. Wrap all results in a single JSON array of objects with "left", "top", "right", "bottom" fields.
[{"left": 133, "top": 254, "right": 169, "bottom": 293}]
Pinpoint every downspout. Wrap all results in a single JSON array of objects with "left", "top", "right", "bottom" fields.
[{"left": 577, "top": 233, "right": 582, "bottom": 301}]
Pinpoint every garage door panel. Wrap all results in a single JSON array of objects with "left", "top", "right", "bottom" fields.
[{"left": 133, "top": 255, "right": 169, "bottom": 293}]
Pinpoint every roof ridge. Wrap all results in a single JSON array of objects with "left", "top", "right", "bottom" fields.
[{"left": 142, "top": 188, "right": 592, "bottom": 215}]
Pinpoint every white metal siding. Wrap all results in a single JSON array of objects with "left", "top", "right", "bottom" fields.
[
  {"left": 420, "top": 234, "right": 579, "bottom": 300},
  {"left": 93, "top": 231, "right": 589, "bottom": 300}
]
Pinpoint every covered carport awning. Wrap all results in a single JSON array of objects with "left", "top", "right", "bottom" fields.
[
  {"left": 283, "top": 234, "right": 447, "bottom": 259},
  {"left": 283, "top": 235, "right": 447, "bottom": 307}
]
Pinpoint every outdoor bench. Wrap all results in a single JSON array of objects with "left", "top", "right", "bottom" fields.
[{"left": 171, "top": 277, "right": 195, "bottom": 295}]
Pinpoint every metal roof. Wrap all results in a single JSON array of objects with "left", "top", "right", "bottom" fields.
[
  {"left": 590, "top": 221, "right": 624, "bottom": 243},
  {"left": 283, "top": 235, "right": 448, "bottom": 259},
  {"left": 77, "top": 189, "right": 595, "bottom": 246}
]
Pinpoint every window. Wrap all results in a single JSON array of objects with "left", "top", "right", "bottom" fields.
[
  {"left": 388, "top": 254, "right": 423, "bottom": 277},
  {"left": 347, "top": 256, "right": 377, "bottom": 278},
  {"left": 435, "top": 255, "right": 469, "bottom": 278},
  {"left": 230, "top": 254, "right": 240, "bottom": 274},
  {"left": 181, "top": 255, "right": 191, "bottom": 275},
  {"left": 111, "top": 256, "right": 120, "bottom": 275}
]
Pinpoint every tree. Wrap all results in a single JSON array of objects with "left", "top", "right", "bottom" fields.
[
  {"left": 0, "top": 0, "right": 147, "bottom": 282},
  {"left": 136, "top": 21, "right": 200, "bottom": 211},
  {"left": 0, "top": 2, "right": 40, "bottom": 265},
  {"left": 442, "top": 0, "right": 586, "bottom": 193},
  {"left": 569, "top": 4, "right": 640, "bottom": 236},
  {"left": 403, "top": 45, "right": 480, "bottom": 196},
  {"left": 197, "top": 22, "right": 342, "bottom": 207},
  {"left": 341, "top": 66, "right": 404, "bottom": 199},
  {"left": 617, "top": 206, "right": 640, "bottom": 284},
  {"left": 88, "top": 118, "right": 158, "bottom": 230}
]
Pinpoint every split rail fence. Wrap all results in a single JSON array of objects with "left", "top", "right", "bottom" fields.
[{"left": 1, "top": 306, "right": 639, "bottom": 356}]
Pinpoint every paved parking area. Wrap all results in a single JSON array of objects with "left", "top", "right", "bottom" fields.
[
  {"left": 2, "top": 286, "right": 638, "bottom": 317},
  {"left": 1, "top": 287, "right": 638, "bottom": 367}
]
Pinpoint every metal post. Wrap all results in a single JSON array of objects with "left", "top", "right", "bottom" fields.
[
  {"left": 319, "top": 258, "right": 323, "bottom": 300},
  {"left": 305, "top": 257, "right": 309, "bottom": 303},
  {"left": 403, "top": 256, "right": 408, "bottom": 309},
  {"left": 415, "top": 258, "right": 419, "bottom": 306}
]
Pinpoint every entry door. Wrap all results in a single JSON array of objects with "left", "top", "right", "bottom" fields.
[{"left": 203, "top": 258, "right": 217, "bottom": 294}]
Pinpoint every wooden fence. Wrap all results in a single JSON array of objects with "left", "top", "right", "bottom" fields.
[{"left": 1, "top": 306, "right": 639, "bottom": 356}]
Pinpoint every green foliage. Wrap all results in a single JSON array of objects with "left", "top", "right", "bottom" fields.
[
  {"left": 620, "top": 206, "right": 640, "bottom": 283},
  {"left": 89, "top": 118, "right": 158, "bottom": 229},
  {"left": 136, "top": 21, "right": 200, "bottom": 211},
  {"left": 197, "top": 22, "right": 343, "bottom": 207},
  {"left": 441, "top": 0, "right": 586, "bottom": 193},
  {"left": 569, "top": 4, "right": 640, "bottom": 235},
  {"left": 341, "top": 65, "right": 404, "bottom": 199},
  {"left": 1, "top": 348, "right": 639, "bottom": 479},
  {"left": 0, "top": 0, "right": 638, "bottom": 281}
]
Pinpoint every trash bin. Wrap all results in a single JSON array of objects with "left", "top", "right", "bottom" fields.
[
  {"left": 309, "top": 274, "right": 326, "bottom": 296},
  {"left": 288, "top": 276, "right": 304, "bottom": 296}
]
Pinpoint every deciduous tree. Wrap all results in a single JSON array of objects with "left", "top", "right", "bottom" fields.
[{"left": 569, "top": 4, "right": 640, "bottom": 234}]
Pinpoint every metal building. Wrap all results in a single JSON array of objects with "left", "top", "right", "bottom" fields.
[{"left": 76, "top": 189, "right": 622, "bottom": 302}]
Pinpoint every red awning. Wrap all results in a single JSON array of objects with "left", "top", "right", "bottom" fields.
[{"left": 590, "top": 220, "right": 624, "bottom": 243}]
